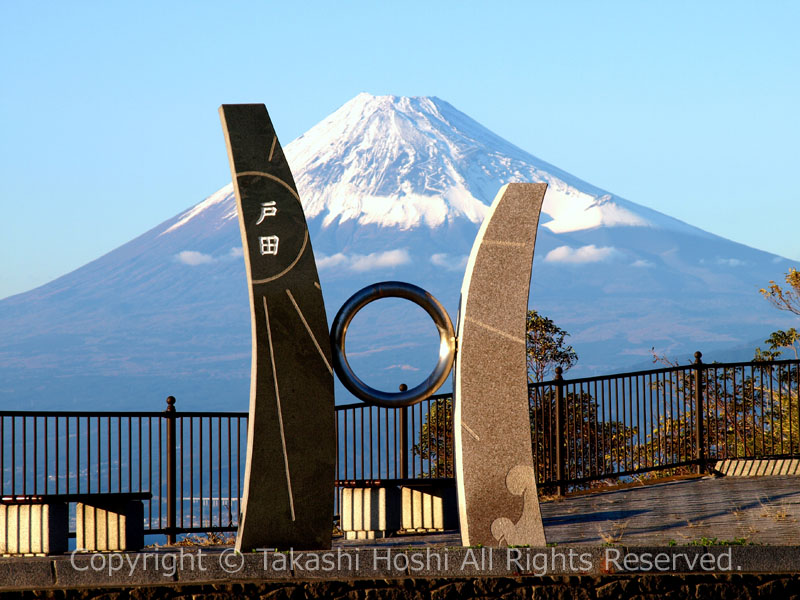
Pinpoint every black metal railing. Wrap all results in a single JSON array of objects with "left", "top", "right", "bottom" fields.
[
  {"left": 530, "top": 353, "right": 800, "bottom": 493},
  {"left": 2, "top": 353, "right": 799, "bottom": 538},
  {"left": 335, "top": 392, "right": 453, "bottom": 483},
  {"left": 337, "top": 353, "right": 800, "bottom": 494},
  {"left": 0, "top": 401, "right": 248, "bottom": 542}
]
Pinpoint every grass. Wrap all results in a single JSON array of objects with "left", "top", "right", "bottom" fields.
[
  {"left": 760, "top": 502, "right": 795, "bottom": 522},
  {"left": 174, "top": 532, "right": 236, "bottom": 547},
  {"left": 669, "top": 537, "right": 755, "bottom": 546}
]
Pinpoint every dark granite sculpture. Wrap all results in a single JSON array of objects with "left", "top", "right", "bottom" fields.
[
  {"left": 219, "top": 104, "right": 335, "bottom": 551},
  {"left": 454, "top": 183, "right": 548, "bottom": 547}
]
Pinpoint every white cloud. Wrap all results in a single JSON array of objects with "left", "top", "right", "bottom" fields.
[
  {"left": 229, "top": 247, "right": 244, "bottom": 258},
  {"left": 351, "top": 249, "right": 410, "bottom": 271},
  {"left": 544, "top": 245, "right": 620, "bottom": 264},
  {"left": 176, "top": 251, "right": 215, "bottom": 266},
  {"left": 632, "top": 259, "right": 654, "bottom": 268},
  {"left": 699, "top": 257, "right": 749, "bottom": 267},
  {"left": 383, "top": 364, "right": 420, "bottom": 372},
  {"left": 317, "top": 249, "right": 411, "bottom": 272},
  {"left": 430, "top": 253, "right": 468, "bottom": 271},
  {"left": 706, "top": 258, "right": 746, "bottom": 267},
  {"left": 345, "top": 341, "right": 419, "bottom": 358},
  {"left": 718, "top": 258, "right": 745, "bottom": 267},
  {"left": 317, "top": 253, "right": 349, "bottom": 269}
]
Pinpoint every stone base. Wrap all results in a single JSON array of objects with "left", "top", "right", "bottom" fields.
[
  {"left": 343, "top": 530, "right": 393, "bottom": 540},
  {"left": 76, "top": 499, "right": 144, "bottom": 552},
  {"left": 714, "top": 459, "right": 800, "bottom": 477},
  {"left": 340, "top": 483, "right": 458, "bottom": 539},
  {"left": 0, "top": 500, "right": 68, "bottom": 555},
  {"left": 340, "top": 487, "right": 401, "bottom": 539},
  {"left": 401, "top": 483, "right": 458, "bottom": 532}
]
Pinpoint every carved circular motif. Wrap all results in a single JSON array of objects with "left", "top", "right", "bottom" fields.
[
  {"left": 237, "top": 173, "right": 308, "bottom": 284},
  {"left": 330, "top": 281, "right": 456, "bottom": 408}
]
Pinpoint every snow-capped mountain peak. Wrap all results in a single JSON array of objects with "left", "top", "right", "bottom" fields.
[
  {"left": 541, "top": 190, "right": 649, "bottom": 233},
  {"left": 283, "top": 93, "right": 693, "bottom": 237},
  {"left": 158, "top": 93, "right": 693, "bottom": 239},
  {"left": 285, "top": 94, "right": 488, "bottom": 229}
]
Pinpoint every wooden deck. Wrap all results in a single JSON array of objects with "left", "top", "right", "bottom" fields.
[
  {"left": 337, "top": 474, "right": 800, "bottom": 547},
  {"left": 541, "top": 474, "right": 800, "bottom": 545}
]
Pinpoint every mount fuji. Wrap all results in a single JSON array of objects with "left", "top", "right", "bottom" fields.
[{"left": 1, "top": 93, "right": 795, "bottom": 410}]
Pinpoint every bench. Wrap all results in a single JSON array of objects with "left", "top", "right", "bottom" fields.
[
  {"left": 1, "top": 492, "right": 151, "bottom": 555},
  {"left": 338, "top": 479, "right": 457, "bottom": 539}
]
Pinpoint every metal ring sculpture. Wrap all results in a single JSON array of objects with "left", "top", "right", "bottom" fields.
[{"left": 330, "top": 281, "right": 456, "bottom": 408}]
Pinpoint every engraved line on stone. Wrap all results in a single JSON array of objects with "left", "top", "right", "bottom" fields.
[
  {"left": 252, "top": 230, "right": 309, "bottom": 284},
  {"left": 263, "top": 296, "right": 296, "bottom": 522},
  {"left": 268, "top": 136, "right": 277, "bottom": 162},
  {"left": 466, "top": 316, "right": 526, "bottom": 345},
  {"left": 236, "top": 171, "right": 301, "bottom": 201},
  {"left": 483, "top": 240, "right": 527, "bottom": 248},
  {"left": 286, "top": 288, "right": 333, "bottom": 375},
  {"left": 461, "top": 422, "right": 480, "bottom": 441}
]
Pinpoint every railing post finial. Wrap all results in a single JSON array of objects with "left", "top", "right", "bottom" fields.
[
  {"left": 554, "top": 366, "right": 565, "bottom": 496},
  {"left": 165, "top": 395, "right": 177, "bottom": 543},
  {"left": 693, "top": 352, "right": 705, "bottom": 475}
]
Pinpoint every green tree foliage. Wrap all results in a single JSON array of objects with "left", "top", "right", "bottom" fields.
[
  {"left": 411, "top": 396, "right": 453, "bottom": 477},
  {"left": 525, "top": 312, "right": 635, "bottom": 491},
  {"left": 529, "top": 388, "right": 636, "bottom": 492},
  {"left": 636, "top": 359, "right": 800, "bottom": 480},
  {"left": 526, "top": 313, "right": 635, "bottom": 491},
  {"left": 526, "top": 310, "right": 578, "bottom": 383},
  {"left": 760, "top": 267, "right": 800, "bottom": 316},
  {"left": 754, "top": 328, "right": 800, "bottom": 361},
  {"left": 756, "top": 267, "right": 800, "bottom": 359},
  {"left": 748, "top": 268, "right": 800, "bottom": 452}
]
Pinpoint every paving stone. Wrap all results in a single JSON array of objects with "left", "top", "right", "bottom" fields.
[{"left": 0, "top": 557, "right": 55, "bottom": 588}]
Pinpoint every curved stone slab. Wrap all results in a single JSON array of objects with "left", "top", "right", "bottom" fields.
[
  {"left": 454, "top": 182, "right": 547, "bottom": 547},
  {"left": 219, "top": 104, "right": 335, "bottom": 551}
]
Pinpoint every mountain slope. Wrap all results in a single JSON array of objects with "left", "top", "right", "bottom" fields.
[{"left": 0, "top": 93, "right": 795, "bottom": 410}]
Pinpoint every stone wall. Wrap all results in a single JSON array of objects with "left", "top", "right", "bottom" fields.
[{"left": 2, "top": 575, "right": 800, "bottom": 599}]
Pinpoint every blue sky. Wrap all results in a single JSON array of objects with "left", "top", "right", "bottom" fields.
[{"left": 1, "top": 1, "right": 798, "bottom": 299}]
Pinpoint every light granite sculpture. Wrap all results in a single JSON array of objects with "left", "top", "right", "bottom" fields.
[
  {"left": 219, "top": 104, "right": 335, "bottom": 551},
  {"left": 454, "top": 183, "right": 548, "bottom": 547}
]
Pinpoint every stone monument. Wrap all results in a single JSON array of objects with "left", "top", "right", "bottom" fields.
[
  {"left": 454, "top": 183, "right": 548, "bottom": 547},
  {"left": 219, "top": 103, "right": 546, "bottom": 551},
  {"left": 219, "top": 104, "right": 335, "bottom": 551}
]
